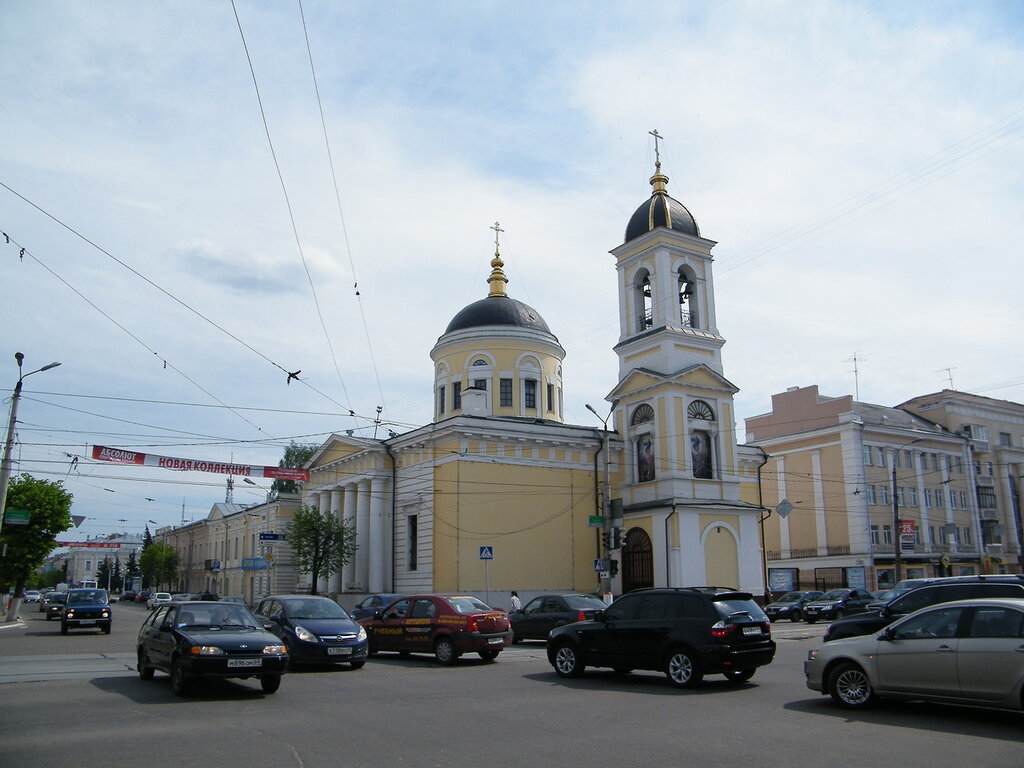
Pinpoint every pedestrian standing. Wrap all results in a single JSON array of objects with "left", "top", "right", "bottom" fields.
[{"left": 510, "top": 591, "right": 521, "bottom": 611}]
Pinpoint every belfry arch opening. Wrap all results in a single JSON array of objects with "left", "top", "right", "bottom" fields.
[{"left": 678, "top": 267, "right": 697, "bottom": 328}]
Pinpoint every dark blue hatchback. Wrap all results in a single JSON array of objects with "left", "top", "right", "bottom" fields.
[{"left": 256, "top": 595, "right": 369, "bottom": 668}]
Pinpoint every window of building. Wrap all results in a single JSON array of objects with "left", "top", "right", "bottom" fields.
[
  {"left": 882, "top": 525, "right": 892, "bottom": 545},
  {"left": 876, "top": 447, "right": 887, "bottom": 467},
  {"left": 472, "top": 358, "right": 488, "bottom": 367},
  {"left": 963, "top": 424, "right": 990, "bottom": 442},
  {"left": 960, "top": 491, "right": 968, "bottom": 508},
  {"left": 870, "top": 525, "right": 880, "bottom": 545},
  {"left": 955, "top": 456, "right": 962, "bottom": 473},
  {"left": 977, "top": 486, "right": 998, "bottom": 509},
  {"left": 909, "top": 487, "right": 918, "bottom": 506},
  {"left": 546, "top": 383, "right": 554, "bottom": 411},
  {"left": 863, "top": 446, "right": 873, "bottom": 466},
  {"left": 524, "top": 379, "right": 537, "bottom": 409},
  {"left": 961, "top": 527, "right": 973, "bottom": 545},
  {"left": 931, "top": 453, "right": 939, "bottom": 471},
  {"left": 949, "top": 490, "right": 957, "bottom": 509},
  {"left": 631, "top": 404, "right": 656, "bottom": 483},
  {"left": 499, "top": 378, "right": 513, "bottom": 407},
  {"left": 867, "top": 485, "right": 877, "bottom": 505},
  {"left": 686, "top": 401, "right": 714, "bottom": 480},
  {"left": 999, "top": 432, "right": 1012, "bottom": 447},
  {"left": 636, "top": 271, "right": 653, "bottom": 332},
  {"left": 678, "top": 268, "right": 697, "bottom": 328},
  {"left": 879, "top": 485, "right": 890, "bottom": 505},
  {"left": 934, "top": 490, "right": 944, "bottom": 509},
  {"left": 897, "top": 487, "right": 906, "bottom": 506},
  {"left": 407, "top": 515, "right": 418, "bottom": 571},
  {"left": 919, "top": 452, "right": 928, "bottom": 470},
  {"left": 987, "top": 461, "right": 994, "bottom": 476},
  {"left": 982, "top": 520, "right": 1003, "bottom": 545},
  {"left": 438, "top": 385, "right": 446, "bottom": 415},
  {"left": 945, "top": 456, "right": 952, "bottom": 473},
  {"left": 453, "top": 382, "right": 462, "bottom": 410},
  {"left": 473, "top": 378, "right": 487, "bottom": 390}
]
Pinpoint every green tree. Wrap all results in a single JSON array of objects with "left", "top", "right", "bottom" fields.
[
  {"left": 0, "top": 473, "right": 73, "bottom": 621},
  {"left": 125, "top": 549, "right": 140, "bottom": 579},
  {"left": 271, "top": 441, "right": 318, "bottom": 495},
  {"left": 139, "top": 542, "right": 179, "bottom": 590},
  {"left": 284, "top": 503, "right": 356, "bottom": 595},
  {"left": 142, "top": 525, "right": 154, "bottom": 551},
  {"left": 96, "top": 557, "right": 113, "bottom": 590}
]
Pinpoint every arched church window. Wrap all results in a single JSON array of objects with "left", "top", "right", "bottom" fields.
[
  {"left": 630, "top": 404, "right": 654, "bottom": 426},
  {"left": 686, "top": 400, "right": 715, "bottom": 480},
  {"left": 631, "top": 404, "right": 656, "bottom": 482},
  {"left": 634, "top": 271, "right": 653, "bottom": 332},
  {"left": 686, "top": 400, "right": 714, "bottom": 420},
  {"left": 678, "top": 268, "right": 698, "bottom": 328},
  {"left": 472, "top": 359, "right": 488, "bottom": 366}
]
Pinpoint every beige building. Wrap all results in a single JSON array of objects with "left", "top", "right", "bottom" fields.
[
  {"left": 304, "top": 155, "right": 767, "bottom": 607},
  {"left": 899, "top": 390, "right": 1024, "bottom": 572},
  {"left": 746, "top": 385, "right": 1020, "bottom": 594}
]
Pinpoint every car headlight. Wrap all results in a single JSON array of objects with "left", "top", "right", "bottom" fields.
[
  {"left": 357, "top": 625, "right": 367, "bottom": 642},
  {"left": 263, "top": 644, "right": 287, "bottom": 655},
  {"left": 294, "top": 625, "right": 317, "bottom": 643},
  {"left": 65, "top": 609, "right": 75, "bottom": 617},
  {"left": 190, "top": 646, "right": 226, "bottom": 655},
  {"left": 101, "top": 610, "right": 110, "bottom": 618}
]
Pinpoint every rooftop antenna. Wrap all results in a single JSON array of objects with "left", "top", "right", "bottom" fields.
[
  {"left": 936, "top": 367, "right": 956, "bottom": 390},
  {"left": 372, "top": 405, "right": 383, "bottom": 439},
  {"left": 844, "top": 353, "right": 866, "bottom": 401}
]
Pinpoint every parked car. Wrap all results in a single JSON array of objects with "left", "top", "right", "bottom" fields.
[
  {"left": 805, "top": 597, "right": 1024, "bottom": 710},
  {"left": 135, "top": 590, "right": 152, "bottom": 604},
  {"left": 546, "top": 587, "right": 776, "bottom": 688},
  {"left": 170, "top": 593, "right": 191, "bottom": 602},
  {"left": 255, "top": 595, "right": 368, "bottom": 669},
  {"left": 864, "top": 588, "right": 910, "bottom": 612},
  {"left": 147, "top": 592, "right": 172, "bottom": 610},
  {"left": 801, "top": 588, "right": 876, "bottom": 623},
  {"left": 824, "top": 575, "right": 1024, "bottom": 642},
  {"left": 510, "top": 593, "right": 607, "bottom": 641},
  {"left": 136, "top": 600, "right": 288, "bottom": 696},
  {"left": 24, "top": 590, "right": 42, "bottom": 603},
  {"left": 61, "top": 589, "right": 112, "bottom": 635},
  {"left": 121, "top": 590, "right": 137, "bottom": 603},
  {"left": 358, "top": 594, "right": 512, "bottom": 664},
  {"left": 45, "top": 591, "right": 67, "bottom": 620},
  {"left": 349, "top": 593, "right": 408, "bottom": 621},
  {"left": 763, "top": 590, "right": 824, "bottom": 622}
]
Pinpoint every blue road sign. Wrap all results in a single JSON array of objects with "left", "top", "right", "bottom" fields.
[
  {"left": 479, "top": 546, "right": 493, "bottom": 560},
  {"left": 259, "top": 532, "right": 286, "bottom": 541}
]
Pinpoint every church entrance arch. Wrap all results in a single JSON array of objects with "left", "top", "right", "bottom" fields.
[{"left": 621, "top": 527, "right": 653, "bottom": 593}]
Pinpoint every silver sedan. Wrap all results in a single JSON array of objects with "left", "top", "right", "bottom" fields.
[{"left": 805, "top": 597, "right": 1024, "bottom": 711}]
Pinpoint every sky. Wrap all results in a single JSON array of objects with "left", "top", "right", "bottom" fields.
[{"left": 2, "top": 1, "right": 1022, "bottom": 541}]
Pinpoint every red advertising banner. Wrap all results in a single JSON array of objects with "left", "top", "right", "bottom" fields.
[
  {"left": 90, "top": 446, "right": 310, "bottom": 481},
  {"left": 55, "top": 542, "right": 122, "bottom": 548}
]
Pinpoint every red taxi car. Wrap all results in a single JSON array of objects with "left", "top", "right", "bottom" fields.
[{"left": 357, "top": 594, "right": 512, "bottom": 664}]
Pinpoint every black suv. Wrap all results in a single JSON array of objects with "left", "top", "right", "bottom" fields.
[
  {"left": 823, "top": 574, "right": 1024, "bottom": 642},
  {"left": 801, "top": 588, "right": 876, "bottom": 623},
  {"left": 546, "top": 588, "right": 776, "bottom": 688}
]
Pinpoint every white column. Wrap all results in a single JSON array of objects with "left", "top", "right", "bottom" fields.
[
  {"left": 356, "top": 479, "right": 371, "bottom": 590},
  {"left": 328, "top": 488, "right": 344, "bottom": 594},
  {"left": 343, "top": 483, "right": 357, "bottom": 590},
  {"left": 369, "top": 477, "right": 386, "bottom": 592}
]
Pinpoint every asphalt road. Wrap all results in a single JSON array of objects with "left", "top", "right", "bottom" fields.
[{"left": 1, "top": 602, "right": 1021, "bottom": 767}]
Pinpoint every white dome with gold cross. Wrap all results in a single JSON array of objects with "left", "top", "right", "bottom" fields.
[{"left": 429, "top": 222, "right": 566, "bottom": 423}]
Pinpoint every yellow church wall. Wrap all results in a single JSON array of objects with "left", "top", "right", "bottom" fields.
[
  {"left": 431, "top": 459, "right": 599, "bottom": 593},
  {"left": 700, "top": 514, "right": 740, "bottom": 587}
]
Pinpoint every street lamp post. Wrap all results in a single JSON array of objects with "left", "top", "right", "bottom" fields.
[
  {"left": 0, "top": 353, "right": 62, "bottom": 526},
  {"left": 586, "top": 400, "right": 619, "bottom": 604},
  {"left": 891, "top": 437, "right": 923, "bottom": 586}
]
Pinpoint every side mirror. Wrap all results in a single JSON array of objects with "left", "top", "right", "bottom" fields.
[
  {"left": 594, "top": 609, "right": 608, "bottom": 622},
  {"left": 879, "top": 627, "right": 895, "bottom": 642}
]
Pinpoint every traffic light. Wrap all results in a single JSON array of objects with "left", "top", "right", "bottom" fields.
[
  {"left": 610, "top": 559, "right": 619, "bottom": 577},
  {"left": 612, "top": 527, "right": 622, "bottom": 550},
  {"left": 601, "top": 531, "right": 612, "bottom": 551}
]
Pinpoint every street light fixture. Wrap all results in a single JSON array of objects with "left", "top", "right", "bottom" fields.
[
  {"left": 0, "top": 352, "right": 62, "bottom": 527},
  {"left": 891, "top": 437, "right": 923, "bottom": 586},
  {"left": 586, "top": 400, "right": 619, "bottom": 603}
]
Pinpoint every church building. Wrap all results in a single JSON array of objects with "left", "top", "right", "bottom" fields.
[{"left": 303, "top": 148, "right": 768, "bottom": 604}]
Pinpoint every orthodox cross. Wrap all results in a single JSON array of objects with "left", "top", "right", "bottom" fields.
[
  {"left": 649, "top": 129, "right": 664, "bottom": 164},
  {"left": 490, "top": 221, "right": 504, "bottom": 253}
]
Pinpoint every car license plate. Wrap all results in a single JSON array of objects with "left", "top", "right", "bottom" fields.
[
  {"left": 227, "top": 658, "right": 262, "bottom": 668},
  {"left": 327, "top": 646, "right": 352, "bottom": 656},
  {"left": 79, "top": 621, "right": 95, "bottom": 626},
  {"left": 487, "top": 637, "right": 504, "bottom": 645},
  {"left": 742, "top": 626, "right": 761, "bottom": 636}
]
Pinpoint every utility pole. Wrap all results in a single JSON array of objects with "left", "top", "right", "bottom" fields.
[
  {"left": 891, "top": 437, "right": 923, "bottom": 586},
  {"left": 586, "top": 400, "right": 619, "bottom": 604}
]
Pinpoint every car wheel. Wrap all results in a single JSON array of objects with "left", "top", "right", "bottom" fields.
[
  {"left": 664, "top": 649, "right": 703, "bottom": 689},
  {"left": 829, "top": 662, "right": 877, "bottom": 709},
  {"left": 791, "top": 610, "right": 802, "bottom": 622},
  {"left": 260, "top": 674, "right": 282, "bottom": 694},
  {"left": 60, "top": 622, "right": 68, "bottom": 635},
  {"left": 723, "top": 668, "right": 756, "bottom": 683},
  {"left": 478, "top": 649, "right": 500, "bottom": 661},
  {"left": 138, "top": 649, "right": 155, "bottom": 681},
  {"left": 434, "top": 637, "right": 458, "bottom": 665},
  {"left": 349, "top": 660, "right": 366, "bottom": 670},
  {"left": 552, "top": 642, "right": 585, "bottom": 678},
  {"left": 170, "top": 660, "right": 191, "bottom": 697}
]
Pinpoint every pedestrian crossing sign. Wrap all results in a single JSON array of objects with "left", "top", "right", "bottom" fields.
[{"left": 479, "top": 546, "right": 493, "bottom": 560}]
